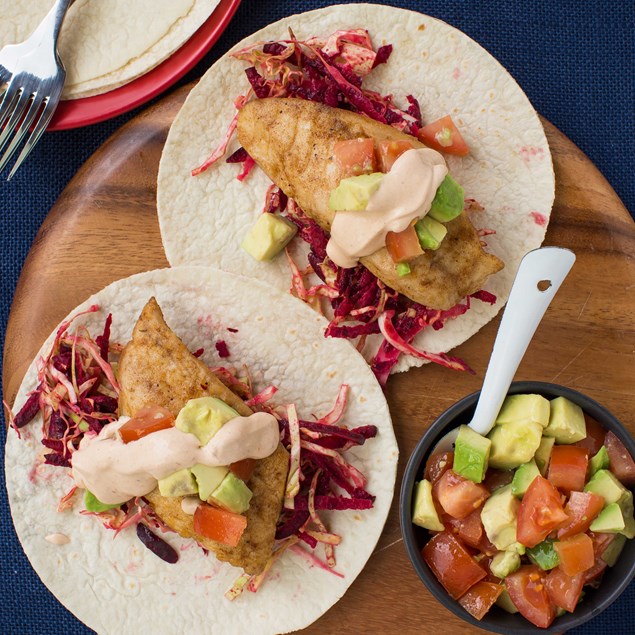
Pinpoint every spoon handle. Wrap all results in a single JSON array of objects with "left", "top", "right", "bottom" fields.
[{"left": 469, "top": 247, "right": 576, "bottom": 436}]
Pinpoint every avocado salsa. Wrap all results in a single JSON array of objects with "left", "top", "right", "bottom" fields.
[{"left": 412, "top": 393, "right": 635, "bottom": 628}]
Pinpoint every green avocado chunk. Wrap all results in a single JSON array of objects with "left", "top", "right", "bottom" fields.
[
  {"left": 175, "top": 397, "right": 239, "bottom": 445},
  {"left": 527, "top": 539, "right": 560, "bottom": 570},
  {"left": 590, "top": 503, "right": 626, "bottom": 533},
  {"left": 490, "top": 550, "right": 521, "bottom": 578},
  {"left": 209, "top": 471, "right": 253, "bottom": 514},
  {"left": 496, "top": 394, "right": 550, "bottom": 428},
  {"left": 496, "top": 588, "right": 519, "bottom": 614},
  {"left": 487, "top": 420, "right": 543, "bottom": 470},
  {"left": 412, "top": 479, "right": 444, "bottom": 531},
  {"left": 618, "top": 491, "right": 635, "bottom": 539},
  {"left": 601, "top": 533, "right": 627, "bottom": 566},
  {"left": 396, "top": 262, "right": 411, "bottom": 277},
  {"left": 543, "top": 396, "right": 586, "bottom": 443},
  {"left": 584, "top": 469, "right": 627, "bottom": 505},
  {"left": 84, "top": 490, "right": 120, "bottom": 512},
  {"left": 481, "top": 484, "right": 519, "bottom": 550},
  {"left": 511, "top": 459, "right": 541, "bottom": 497},
  {"left": 241, "top": 212, "right": 297, "bottom": 261},
  {"left": 414, "top": 216, "right": 448, "bottom": 251},
  {"left": 190, "top": 464, "right": 229, "bottom": 501},
  {"left": 158, "top": 468, "right": 199, "bottom": 498},
  {"left": 534, "top": 436, "right": 555, "bottom": 475},
  {"left": 452, "top": 425, "right": 491, "bottom": 483},
  {"left": 589, "top": 446, "right": 610, "bottom": 476},
  {"left": 428, "top": 174, "right": 464, "bottom": 222},
  {"left": 328, "top": 172, "right": 384, "bottom": 211}
]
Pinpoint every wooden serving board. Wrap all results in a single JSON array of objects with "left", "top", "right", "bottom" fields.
[{"left": 4, "top": 83, "right": 635, "bottom": 634}]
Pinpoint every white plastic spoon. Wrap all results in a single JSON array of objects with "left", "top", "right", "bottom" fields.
[{"left": 433, "top": 246, "right": 576, "bottom": 452}]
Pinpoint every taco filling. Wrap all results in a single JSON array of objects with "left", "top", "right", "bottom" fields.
[{"left": 191, "top": 29, "right": 503, "bottom": 383}]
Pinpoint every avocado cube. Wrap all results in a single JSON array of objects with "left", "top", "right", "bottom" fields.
[
  {"left": 396, "top": 262, "right": 411, "bottom": 277},
  {"left": 190, "top": 464, "right": 229, "bottom": 501},
  {"left": 496, "top": 394, "right": 550, "bottom": 428},
  {"left": 175, "top": 397, "right": 239, "bottom": 445},
  {"left": 589, "top": 446, "right": 610, "bottom": 476},
  {"left": 527, "top": 539, "right": 560, "bottom": 570},
  {"left": 428, "top": 174, "right": 464, "bottom": 222},
  {"left": 84, "top": 490, "right": 120, "bottom": 512},
  {"left": 487, "top": 420, "right": 543, "bottom": 470},
  {"left": 158, "top": 468, "right": 199, "bottom": 497},
  {"left": 534, "top": 436, "right": 555, "bottom": 475},
  {"left": 511, "top": 459, "right": 541, "bottom": 497},
  {"left": 481, "top": 484, "right": 520, "bottom": 550},
  {"left": 414, "top": 216, "right": 448, "bottom": 251},
  {"left": 584, "top": 469, "right": 627, "bottom": 505},
  {"left": 490, "top": 550, "right": 521, "bottom": 578},
  {"left": 544, "top": 396, "right": 586, "bottom": 443},
  {"left": 589, "top": 503, "right": 626, "bottom": 533},
  {"left": 601, "top": 533, "right": 627, "bottom": 566},
  {"left": 496, "top": 588, "right": 519, "bottom": 614},
  {"left": 618, "top": 491, "right": 635, "bottom": 539},
  {"left": 412, "top": 479, "right": 444, "bottom": 531},
  {"left": 209, "top": 471, "right": 253, "bottom": 514},
  {"left": 241, "top": 213, "right": 297, "bottom": 261},
  {"left": 453, "top": 425, "right": 491, "bottom": 483},
  {"left": 328, "top": 172, "right": 384, "bottom": 211}
]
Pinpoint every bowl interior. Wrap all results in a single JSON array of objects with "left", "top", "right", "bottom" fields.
[{"left": 400, "top": 381, "right": 635, "bottom": 634}]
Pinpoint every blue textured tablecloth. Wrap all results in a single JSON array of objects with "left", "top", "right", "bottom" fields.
[{"left": 1, "top": 1, "right": 634, "bottom": 634}]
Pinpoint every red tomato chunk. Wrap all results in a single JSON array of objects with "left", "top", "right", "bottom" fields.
[
  {"left": 333, "top": 138, "right": 376, "bottom": 177},
  {"left": 553, "top": 534, "right": 595, "bottom": 577},
  {"left": 517, "top": 476, "right": 568, "bottom": 548},
  {"left": 417, "top": 115, "right": 469, "bottom": 156},
  {"left": 421, "top": 531, "right": 486, "bottom": 599},
  {"left": 545, "top": 567, "right": 585, "bottom": 613},
  {"left": 605, "top": 431, "right": 635, "bottom": 486},
  {"left": 558, "top": 491, "right": 605, "bottom": 539},
  {"left": 548, "top": 445, "right": 588, "bottom": 492},
  {"left": 435, "top": 470, "right": 490, "bottom": 520},
  {"left": 424, "top": 451, "right": 454, "bottom": 484},
  {"left": 458, "top": 581, "right": 503, "bottom": 620},
  {"left": 119, "top": 405, "right": 175, "bottom": 443},
  {"left": 573, "top": 414, "right": 606, "bottom": 455},
  {"left": 377, "top": 139, "right": 414, "bottom": 172},
  {"left": 505, "top": 565, "right": 556, "bottom": 628},
  {"left": 385, "top": 224, "right": 423, "bottom": 263}
]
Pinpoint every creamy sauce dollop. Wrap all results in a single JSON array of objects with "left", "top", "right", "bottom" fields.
[
  {"left": 326, "top": 148, "right": 448, "bottom": 268},
  {"left": 72, "top": 412, "right": 279, "bottom": 505}
]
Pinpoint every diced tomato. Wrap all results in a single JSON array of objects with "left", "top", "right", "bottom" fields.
[
  {"left": 517, "top": 476, "right": 568, "bottom": 547},
  {"left": 583, "top": 558, "right": 608, "bottom": 586},
  {"left": 193, "top": 504, "right": 247, "bottom": 547},
  {"left": 589, "top": 531, "right": 616, "bottom": 559},
  {"left": 505, "top": 565, "right": 556, "bottom": 629},
  {"left": 333, "top": 138, "right": 376, "bottom": 177},
  {"left": 605, "top": 431, "right": 635, "bottom": 486},
  {"left": 573, "top": 414, "right": 606, "bottom": 456},
  {"left": 458, "top": 581, "right": 503, "bottom": 620},
  {"left": 229, "top": 458, "right": 257, "bottom": 482},
  {"left": 385, "top": 224, "right": 423, "bottom": 263},
  {"left": 557, "top": 492, "right": 605, "bottom": 539},
  {"left": 445, "top": 507, "right": 484, "bottom": 549},
  {"left": 483, "top": 468, "right": 514, "bottom": 493},
  {"left": 553, "top": 534, "right": 595, "bottom": 576},
  {"left": 548, "top": 446, "right": 588, "bottom": 492},
  {"left": 545, "top": 567, "right": 585, "bottom": 612},
  {"left": 417, "top": 115, "right": 469, "bottom": 156},
  {"left": 119, "top": 405, "right": 175, "bottom": 443},
  {"left": 377, "top": 139, "right": 414, "bottom": 172},
  {"left": 424, "top": 451, "right": 454, "bottom": 484},
  {"left": 421, "top": 531, "right": 486, "bottom": 599},
  {"left": 435, "top": 470, "right": 490, "bottom": 520}
]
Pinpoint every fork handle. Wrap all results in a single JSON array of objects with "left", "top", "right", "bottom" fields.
[{"left": 32, "top": 0, "right": 74, "bottom": 49}]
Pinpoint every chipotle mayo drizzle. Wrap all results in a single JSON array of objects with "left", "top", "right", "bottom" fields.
[
  {"left": 326, "top": 148, "right": 448, "bottom": 268},
  {"left": 72, "top": 412, "right": 279, "bottom": 505}
]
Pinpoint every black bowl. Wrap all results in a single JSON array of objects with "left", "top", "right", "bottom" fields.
[{"left": 400, "top": 381, "right": 635, "bottom": 634}]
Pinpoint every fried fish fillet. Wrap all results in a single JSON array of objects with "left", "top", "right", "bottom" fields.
[
  {"left": 237, "top": 98, "right": 503, "bottom": 310},
  {"left": 118, "top": 297, "right": 288, "bottom": 575}
]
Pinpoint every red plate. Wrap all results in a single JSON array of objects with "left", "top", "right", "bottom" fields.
[{"left": 49, "top": 0, "right": 242, "bottom": 130}]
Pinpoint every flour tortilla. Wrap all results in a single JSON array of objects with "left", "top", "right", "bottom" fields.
[
  {"left": 6, "top": 266, "right": 397, "bottom": 635},
  {"left": 0, "top": 0, "right": 220, "bottom": 99},
  {"left": 157, "top": 3, "right": 555, "bottom": 373}
]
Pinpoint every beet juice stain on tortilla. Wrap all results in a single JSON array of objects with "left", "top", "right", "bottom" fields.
[
  {"left": 6, "top": 266, "right": 397, "bottom": 635},
  {"left": 157, "top": 4, "right": 554, "bottom": 377}
]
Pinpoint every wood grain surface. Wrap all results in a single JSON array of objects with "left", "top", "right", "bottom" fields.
[{"left": 3, "top": 83, "right": 635, "bottom": 635}]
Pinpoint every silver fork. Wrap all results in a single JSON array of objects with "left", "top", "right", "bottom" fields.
[{"left": 0, "top": 0, "right": 73, "bottom": 179}]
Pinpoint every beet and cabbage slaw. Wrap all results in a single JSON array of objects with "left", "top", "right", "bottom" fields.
[
  {"left": 192, "top": 28, "right": 497, "bottom": 385},
  {"left": 6, "top": 308, "right": 378, "bottom": 598}
]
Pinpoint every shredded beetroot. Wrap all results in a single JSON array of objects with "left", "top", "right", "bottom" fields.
[
  {"left": 136, "top": 523, "right": 178, "bottom": 564},
  {"left": 215, "top": 340, "right": 230, "bottom": 358},
  {"left": 12, "top": 391, "right": 41, "bottom": 429},
  {"left": 290, "top": 495, "right": 375, "bottom": 511}
]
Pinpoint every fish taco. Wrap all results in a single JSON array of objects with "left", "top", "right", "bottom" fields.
[
  {"left": 5, "top": 266, "right": 397, "bottom": 634},
  {"left": 157, "top": 4, "right": 555, "bottom": 383}
]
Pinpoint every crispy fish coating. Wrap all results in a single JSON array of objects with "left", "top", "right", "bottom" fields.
[
  {"left": 237, "top": 98, "right": 503, "bottom": 310},
  {"left": 118, "top": 297, "right": 288, "bottom": 574}
]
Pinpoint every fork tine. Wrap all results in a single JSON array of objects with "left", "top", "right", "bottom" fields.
[
  {"left": 0, "top": 86, "right": 30, "bottom": 154},
  {"left": 7, "top": 95, "right": 57, "bottom": 179},
  {"left": 0, "top": 94, "right": 42, "bottom": 174},
  {"left": 0, "top": 78, "right": 20, "bottom": 128}
]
